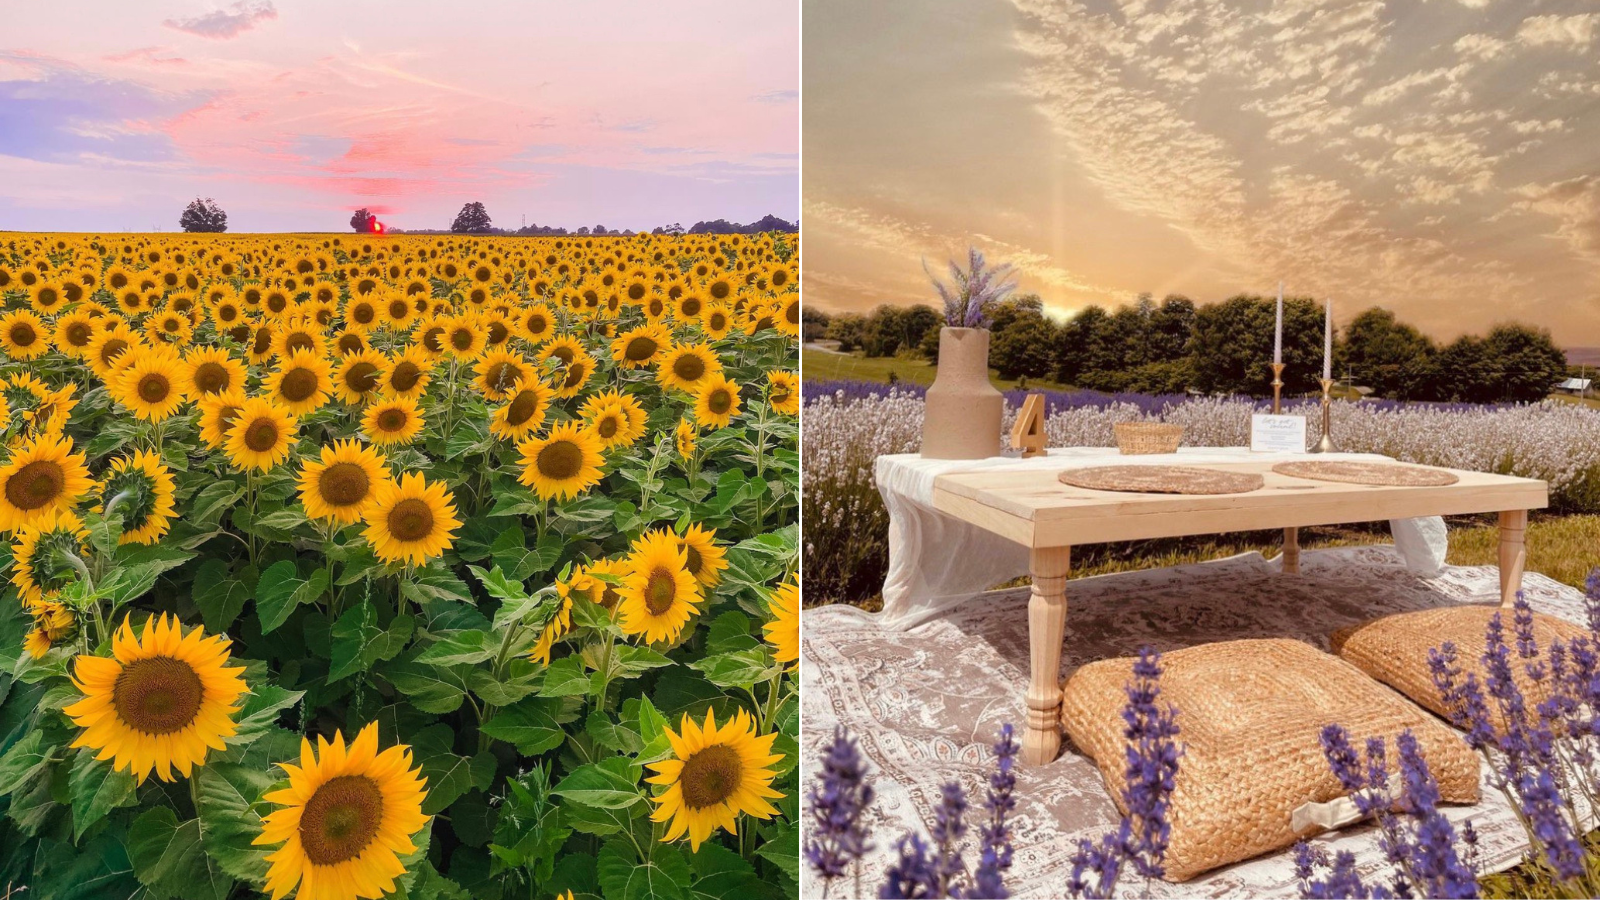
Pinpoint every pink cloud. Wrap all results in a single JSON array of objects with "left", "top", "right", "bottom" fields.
[{"left": 164, "top": 1, "right": 277, "bottom": 41}]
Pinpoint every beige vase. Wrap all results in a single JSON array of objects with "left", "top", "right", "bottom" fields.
[{"left": 921, "top": 326, "right": 1004, "bottom": 459}]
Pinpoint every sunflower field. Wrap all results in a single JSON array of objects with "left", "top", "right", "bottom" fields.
[{"left": 0, "top": 231, "right": 800, "bottom": 900}]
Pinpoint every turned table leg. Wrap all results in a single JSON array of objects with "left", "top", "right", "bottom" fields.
[
  {"left": 1282, "top": 527, "right": 1301, "bottom": 574},
  {"left": 1498, "top": 510, "right": 1528, "bottom": 607},
  {"left": 1023, "top": 545, "right": 1070, "bottom": 766}
]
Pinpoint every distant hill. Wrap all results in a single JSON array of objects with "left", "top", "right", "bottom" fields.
[{"left": 1569, "top": 347, "right": 1600, "bottom": 367}]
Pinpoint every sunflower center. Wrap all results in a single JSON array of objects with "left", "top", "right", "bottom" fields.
[
  {"left": 785, "top": 301, "right": 799, "bottom": 324},
  {"left": 679, "top": 744, "right": 744, "bottom": 810},
  {"left": 194, "top": 362, "right": 231, "bottom": 394},
  {"left": 708, "top": 313, "right": 727, "bottom": 331},
  {"left": 681, "top": 298, "right": 702, "bottom": 317},
  {"left": 65, "top": 322, "right": 92, "bottom": 346},
  {"left": 5, "top": 460, "right": 65, "bottom": 511},
  {"left": 299, "top": 775, "right": 385, "bottom": 866},
  {"left": 707, "top": 389, "right": 733, "bottom": 415},
  {"left": 388, "top": 300, "right": 409, "bottom": 319},
  {"left": 624, "top": 337, "right": 657, "bottom": 361},
  {"left": 244, "top": 418, "right": 281, "bottom": 453},
  {"left": 344, "top": 362, "right": 379, "bottom": 393},
  {"left": 353, "top": 304, "right": 376, "bottom": 324},
  {"left": 280, "top": 368, "right": 319, "bottom": 403},
  {"left": 337, "top": 333, "right": 363, "bottom": 354},
  {"left": 484, "top": 362, "right": 517, "bottom": 389},
  {"left": 597, "top": 416, "right": 618, "bottom": 439},
  {"left": 536, "top": 440, "right": 583, "bottom": 480},
  {"left": 100, "top": 338, "right": 130, "bottom": 366},
  {"left": 10, "top": 323, "right": 37, "bottom": 346},
  {"left": 506, "top": 390, "right": 540, "bottom": 426},
  {"left": 319, "top": 462, "right": 371, "bottom": 507},
  {"left": 387, "top": 498, "right": 434, "bottom": 542},
  {"left": 644, "top": 567, "right": 677, "bottom": 616},
  {"left": 451, "top": 329, "right": 474, "bottom": 351},
  {"left": 549, "top": 345, "right": 575, "bottom": 364},
  {"left": 137, "top": 373, "right": 171, "bottom": 404},
  {"left": 673, "top": 354, "right": 706, "bottom": 382},
  {"left": 562, "top": 365, "right": 586, "bottom": 389},
  {"left": 377, "top": 408, "right": 408, "bottom": 432},
  {"left": 682, "top": 543, "right": 703, "bottom": 577},
  {"left": 772, "top": 384, "right": 792, "bottom": 404},
  {"left": 390, "top": 362, "right": 421, "bottom": 392},
  {"left": 526, "top": 314, "right": 548, "bottom": 334},
  {"left": 112, "top": 656, "right": 203, "bottom": 735}
]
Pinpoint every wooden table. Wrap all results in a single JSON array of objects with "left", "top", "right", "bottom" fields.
[{"left": 930, "top": 460, "right": 1549, "bottom": 766}]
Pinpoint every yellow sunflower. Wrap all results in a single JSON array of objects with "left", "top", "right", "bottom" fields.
[
  {"left": 298, "top": 440, "right": 391, "bottom": 526},
  {"left": 331, "top": 349, "right": 387, "bottom": 406},
  {"left": 181, "top": 346, "right": 248, "bottom": 400},
  {"left": 517, "top": 303, "right": 557, "bottom": 344},
  {"left": 111, "top": 345, "right": 186, "bottom": 422},
  {"left": 550, "top": 349, "right": 595, "bottom": 400},
  {"left": 24, "top": 600, "right": 74, "bottom": 658},
  {"left": 657, "top": 343, "right": 722, "bottom": 393},
  {"left": 99, "top": 450, "right": 178, "bottom": 545},
  {"left": 441, "top": 313, "right": 485, "bottom": 360},
  {"left": 51, "top": 310, "right": 99, "bottom": 358},
  {"left": 763, "top": 579, "right": 799, "bottom": 670},
  {"left": 693, "top": 374, "right": 742, "bottom": 429},
  {"left": 677, "top": 523, "right": 728, "bottom": 588},
  {"left": 675, "top": 417, "right": 698, "bottom": 458},
  {"left": 0, "top": 434, "right": 93, "bottom": 533},
  {"left": 645, "top": 708, "right": 784, "bottom": 851},
  {"left": 766, "top": 370, "right": 799, "bottom": 416},
  {"left": 617, "top": 529, "right": 702, "bottom": 644},
  {"left": 516, "top": 422, "right": 605, "bottom": 501},
  {"left": 702, "top": 303, "right": 737, "bottom": 339},
  {"left": 488, "top": 380, "right": 550, "bottom": 441},
  {"left": 529, "top": 580, "right": 576, "bottom": 665},
  {"left": 12, "top": 509, "right": 88, "bottom": 605},
  {"left": 362, "top": 396, "right": 425, "bottom": 447},
  {"left": 611, "top": 324, "right": 670, "bottom": 370},
  {"left": 474, "top": 348, "right": 533, "bottom": 401},
  {"left": 64, "top": 614, "right": 248, "bottom": 784},
  {"left": 224, "top": 397, "right": 299, "bottom": 472},
  {"left": 362, "top": 471, "right": 460, "bottom": 565},
  {"left": 255, "top": 723, "right": 430, "bottom": 900},
  {"left": 580, "top": 389, "right": 647, "bottom": 446},
  {"left": 380, "top": 346, "right": 434, "bottom": 399},
  {"left": 266, "top": 349, "right": 333, "bottom": 416},
  {"left": 198, "top": 390, "right": 247, "bottom": 450},
  {"left": 0, "top": 309, "right": 50, "bottom": 360}
]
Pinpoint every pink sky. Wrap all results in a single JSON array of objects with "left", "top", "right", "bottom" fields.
[{"left": 0, "top": 1, "right": 798, "bottom": 232}]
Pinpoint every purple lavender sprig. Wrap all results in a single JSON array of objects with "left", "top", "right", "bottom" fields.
[
  {"left": 1120, "top": 646, "right": 1181, "bottom": 879},
  {"left": 968, "top": 724, "right": 1019, "bottom": 900},
  {"left": 925, "top": 246, "right": 1017, "bottom": 329},
  {"left": 806, "top": 726, "right": 877, "bottom": 897}
]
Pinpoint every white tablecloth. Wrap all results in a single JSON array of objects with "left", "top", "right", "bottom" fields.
[{"left": 875, "top": 447, "right": 1449, "bottom": 629}]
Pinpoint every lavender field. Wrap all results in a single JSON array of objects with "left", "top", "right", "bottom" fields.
[{"left": 802, "top": 381, "right": 1600, "bottom": 602}]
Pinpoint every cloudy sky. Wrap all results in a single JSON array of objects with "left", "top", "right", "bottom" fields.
[
  {"left": 805, "top": 0, "right": 1600, "bottom": 344},
  {"left": 2, "top": 1, "right": 798, "bottom": 233}
]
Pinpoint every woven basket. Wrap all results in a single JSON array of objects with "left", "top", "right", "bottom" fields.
[
  {"left": 1334, "top": 605, "right": 1586, "bottom": 731},
  {"left": 1060, "top": 639, "right": 1480, "bottom": 882},
  {"left": 1113, "top": 422, "right": 1183, "bottom": 455}
]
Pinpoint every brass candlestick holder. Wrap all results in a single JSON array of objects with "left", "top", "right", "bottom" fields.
[
  {"left": 1311, "top": 378, "right": 1336, "bottom": 453},
  {"left": 1270, "top": 363, "right": 1286, "bottom": 414}
]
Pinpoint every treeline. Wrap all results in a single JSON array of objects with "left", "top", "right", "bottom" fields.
[
  {"left": 804, "top": 295, "right": 1573, "bottom": 404},
  {"left": 395, "top": 213, "right": 797, "bottom": 237}
]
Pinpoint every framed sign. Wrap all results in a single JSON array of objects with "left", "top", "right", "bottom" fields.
[{"left": 1251, "top": 413, "right": 1307, "bottom": 453}]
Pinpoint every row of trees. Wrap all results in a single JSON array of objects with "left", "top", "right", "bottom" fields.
[
  {"left": 179, "top": 198, "right": 797, "bottom": 236},
  {"left": 807, "top": 295, "right": 1573, "bottom": 404}
]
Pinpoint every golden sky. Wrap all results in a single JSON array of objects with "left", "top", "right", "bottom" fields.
[{"left": 803, "top": 0, "right": 1600, "bottom": 344}]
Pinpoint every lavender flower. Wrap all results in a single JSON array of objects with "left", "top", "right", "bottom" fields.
[
  {"left": 968, "top": 725, "right": 1019, "bottom": 900},
  {"left": 1066, "top": 824, "right": 1127, "bottom": 900},
  {"left": 929, "top": 782, "right": 969, "bottom": 897},
  {"left": 806, "top": 726, "right": 877, "bottom": 896},
  {"left": 880, "top": 834, "right": 938, "bottom": 899},
  {"left": 1120, "top": 647, "right": 1180, "bottom": 879},
  {"left": 1394, "top": 732, "right": 1476, "bottom": 899},
  {"left": 1515, "top": 768, "right": 1585, "bottom": 882},
  {"left": 925, "top": 247, "right": 1017, "bottom": 329}
]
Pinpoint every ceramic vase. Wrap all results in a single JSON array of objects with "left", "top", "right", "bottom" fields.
[{"left": 921, "top": 326, "right": 1004, "bottom": 459}]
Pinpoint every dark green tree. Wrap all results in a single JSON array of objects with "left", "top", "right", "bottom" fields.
[
  {"left": 1189, "top": 295, "right": 1323, "bottom": 396},
  {"left": 990, "top": 308, "right": 1059, "bottom": 380},
  {"left": 350, "top": 208, "right": 375, "bottom": 233},
  {"left": 1483, "top": 323, "right": 1569, "bottom": 403},
  {"left": 178, "top": 197, "right": 228, "bottom": 233},
  {"left": 1340, "top": 307, "right": 1438, "bottom": 400},
  {"left": 451, "top": 201, "right": 493, "bottom": 234}
]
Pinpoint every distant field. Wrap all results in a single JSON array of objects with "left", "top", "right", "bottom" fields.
[{"left": 801, "top": 347, "right": 1076, "bottom": 392}]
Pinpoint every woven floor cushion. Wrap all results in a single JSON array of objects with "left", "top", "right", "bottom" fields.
[
  {"left": 1333, "top": 605, "right": 1588, "bottom": 729},
  {"left": 1059, "top": 638, "right": 1480, "bottom": 881}
]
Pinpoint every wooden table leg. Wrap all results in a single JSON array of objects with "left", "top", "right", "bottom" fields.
[
  {"left": 1498, "top": 510, "right": 1527, "bottom": 607},
  {"left": 1023, "top": 545, "right": 1070, "bottom": 766},
  {"left": 1282, "top": 527, "right": 1300, "bottom": 574}
]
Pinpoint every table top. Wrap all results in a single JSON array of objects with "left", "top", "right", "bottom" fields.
[{"left": 931, "top": 459, "right": 1548, "bottom": 547}]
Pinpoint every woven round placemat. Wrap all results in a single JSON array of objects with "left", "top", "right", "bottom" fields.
[
  {"left": 1272, "top": 460, "right": 1458, "bottom": 487},
  {"left": 1057, "top": 465, "right": 1265, "bottom": 494}
]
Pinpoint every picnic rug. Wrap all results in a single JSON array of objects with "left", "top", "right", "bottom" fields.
[{"left": 800, "top": 546, "right": 1590, "bottom": 898}]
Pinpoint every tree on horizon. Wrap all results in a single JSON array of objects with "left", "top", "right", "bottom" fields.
[
  {"left": 451, "top": 202, "right": 493, "bottom": 234},
  {"left": 350, "top": 208, "right": 375, "bottom": 233},
  {"left": 178, "top": 197, "right": 228, "bottom": 233}
]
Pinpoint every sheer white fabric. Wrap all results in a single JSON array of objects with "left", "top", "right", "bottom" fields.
[{"left": 875, "top": 447, "right": 1449, "bottom": 629}]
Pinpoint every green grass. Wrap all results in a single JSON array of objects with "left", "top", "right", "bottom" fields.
[
  {"left": 802, "top": 347, "right": 1076, "bottom": 392},
  {"left": 1549, "top": 393, "right": 1600, "bottom": 410}
]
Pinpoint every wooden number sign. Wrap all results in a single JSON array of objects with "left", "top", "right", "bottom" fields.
[{"left": 1010, "top": 394, "right": 1048, "bottom": 458}]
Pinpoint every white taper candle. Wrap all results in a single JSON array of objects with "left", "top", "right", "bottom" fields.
[
  {"left": 1273, "top": 282, "right": 1284, "bottom": 365},
  {"left": 1323, "top": 297, "right": 1333, "bottom": 381}
]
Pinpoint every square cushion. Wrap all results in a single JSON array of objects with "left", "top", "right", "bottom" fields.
[
  {"left": 1060, "top": 638, "right": 1480, "bottom": 881},
  {"left": 1334, "top": 604, "right": 1588, "bottom": 729}
]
